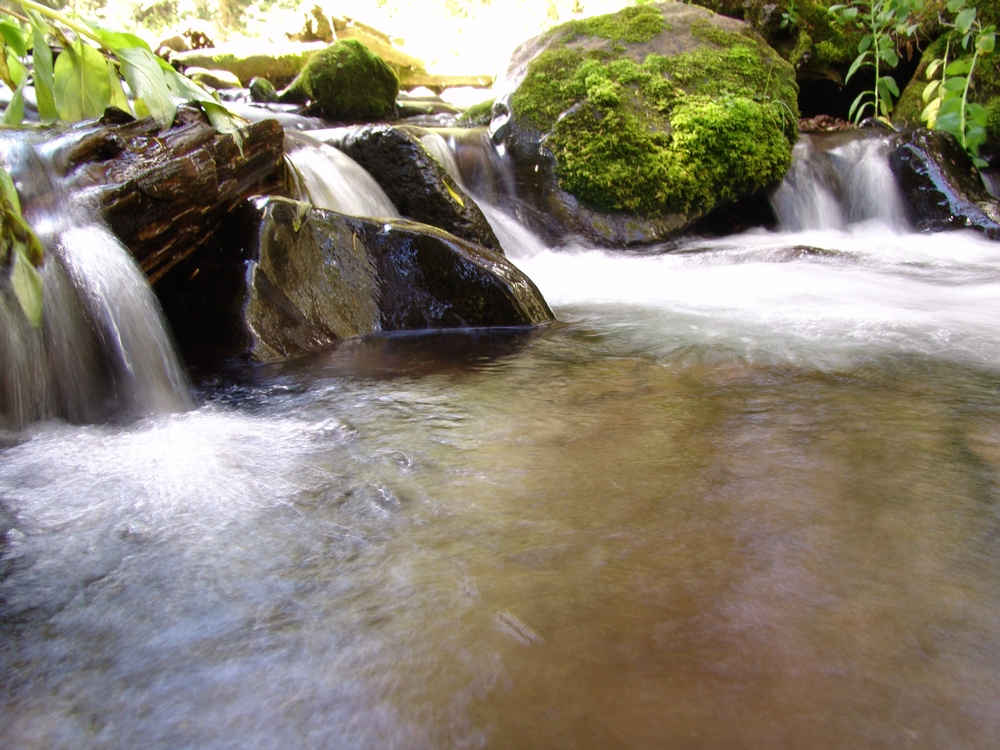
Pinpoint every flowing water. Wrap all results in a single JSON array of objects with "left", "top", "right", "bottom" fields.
[{"left": 3, "top": 134, "right": 1000, "bottom": 748}]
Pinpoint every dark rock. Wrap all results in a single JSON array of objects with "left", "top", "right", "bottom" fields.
[
  {"left": 888, "top": 128, "right": 1000, "bottom": 238},
  {"left": 334, "top": 124, "right": 503, "bottom": 253},
  {"left": 155, "top": 196, "right": 553, "bottom": 363},
  {"left": 279, "top": 39, "right": 398, "bottom": 121},
  {"left": 249, "top": 77, "right": 278, "bottom": 103},
  {"left": 492, "top": 1, "right": 798, "bottom": 246}
]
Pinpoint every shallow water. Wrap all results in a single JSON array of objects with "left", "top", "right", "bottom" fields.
[{"left": 3, "top": 224, "right": 1000, "bottom": 748}]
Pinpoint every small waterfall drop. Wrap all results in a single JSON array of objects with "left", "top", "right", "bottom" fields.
[
  {"left": 0, "top": 136, "right": 191, "bottom": 430},
  {"left": 772, "top": 133, "right": 909, "bottom": 233},
  {"left": 421, "top": 127, "right": 545, "bottom": 259},
  {"left": 284, "top": 133, "right": 399, "bottom": 218}
]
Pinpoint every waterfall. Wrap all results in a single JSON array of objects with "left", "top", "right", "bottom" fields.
[
  {"left": 284, "top": 132, "right": 399, "bottom": 218},
  {"left": 771, "top": 132, "right": 909, "bottom": 233},
  {"left": 0, "top": 137, "right": 191, "bottom": 431}
]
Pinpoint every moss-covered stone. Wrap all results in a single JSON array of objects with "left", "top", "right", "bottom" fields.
[
  {"left": 457, "top": 98, "right": 495, "bottom": 127},
  {"left": 505, "top": 2, "right": 798, "bottom": 218},
  {"left": 282, "top": 39, "right": 398, "bottom": 121}
]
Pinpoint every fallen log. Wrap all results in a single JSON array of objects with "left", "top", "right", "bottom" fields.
[{"left": 50, "top": 107, "right": 286, "bottom": 283}]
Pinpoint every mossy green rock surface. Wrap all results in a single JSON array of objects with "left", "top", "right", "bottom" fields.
[
  {"left": 282, "top": 39, "right": 399, "bottom": 121},
  {"left": 495, "top": 2, "right": 798, "bottom": 243}
]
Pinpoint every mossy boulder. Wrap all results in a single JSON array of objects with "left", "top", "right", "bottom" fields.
[
  {"left": 280, "top": 39, "right": 398, "bottom": 121},
  {"left": 492, "top": 2, "right": 798, "bottom": 244}
]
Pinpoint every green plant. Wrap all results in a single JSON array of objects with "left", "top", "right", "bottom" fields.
[
  {"left": 920, "top": 0, "right": 996, "bottom": 166},
  {"left": 0, "top": 0, "right": 245, "bottom": 326},
  {"left": 0, "top": 165, "right": 43, "bottom": 325},
  {"left": 781, "top": 0, "right": 800, "bottom": 30},
  {"left": 0, "top": 0, "right": 241, "bottom": 133},
  {"left": 829, "top": 0, "right": 922, "bottom": 123}
]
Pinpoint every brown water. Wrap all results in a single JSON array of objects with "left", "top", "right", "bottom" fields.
[{"left": 4, "top": 222, "right": 1000, "bottom": 747}]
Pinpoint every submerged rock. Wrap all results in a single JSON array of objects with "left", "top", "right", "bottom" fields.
[
  {"left": 279, "top": 39, "right": 398, "bottom": 121},
  {"left": 888, "top": 128, "right": 1000, "bottom": 238},
  {"left": 491, "top": 1, "right": 798, "bottom": 246},
  {"left": 334, "top": 125, "right": 503, "bottom": 253},
  {"left": 156, "top": 197, "right": 553, "bottom": 363}
]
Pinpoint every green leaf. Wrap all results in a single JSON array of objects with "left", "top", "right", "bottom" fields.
[
  {"left": 956, "top": 7, "right": 977, "bottom": 34},
  {"left": 844, "top": 6, "right": 859, "bottom": 20},
  {"left": 845, "top": 51, "right": 870, "bottom": 83},
  {"left": 926, "top": 58, "right": 944, "bottom": 79},
  {"left": 922, "top": 79, "right": 940, "bottom": 102},
  {"left": 945, "top": 57, "right": 972, "bottom": 75},
  {"left": 881, "top": 48, "right": 899, "bottom": 67},
  {"left": 943, "top": 75, "right": 968, "bottom": 92},
  {"left": 107, "top": 59, "right": 130, "bottom": 113},
  {"left": 117, "top": 47, "right": 176, "bottom": 129},
  {"left": 973, "top": 156, "right": 988, "bottom": 168},
  {"left": 0, "top": 21, "right": 27, "bottom": 57},
  {"left": 31, "top": 21, "right": 56, "bottom": 123},
  {"left": 202, "top": 99, "right": 245, "bottom": 154},
  {"left": 967, "top": 101, "right": 987, "bottom": 122},
  {"left": 936, "top": 109, "right": 961, "bottom": 133},
  {"left": 0, "top": 164, "right": 22, "bottom": 214},
  {"left": 947, "top": 0, "right": 966, "bottom": 13},
  {"left": 2, "top": 78, "right": 25, "bottom": 125},
  {"left": 920, "top": 97, "right": 941, "bottom": 126},
  {"left": 6, "top": 53, "right": 26, "bottom": 86},
  {"left": 879, "top": 75, "right": 900, "bottom": 97},
  {"left": 858, "top": 34, "right": 872, "bottom": 53},
  {"left": 84, "top": 22, "right": 151, "bottom": 54},
  {"left": 54, "top": 39, "right": 112, "bottom": 122},
  {"left": 11, "top": 244, "right": 43, "bottom": 326},
  {"left": 849, "top": 90, "right": 871, "bottom": 120},
  {"left": 977, "top": 30, "right": 995, "bottom": 54}
]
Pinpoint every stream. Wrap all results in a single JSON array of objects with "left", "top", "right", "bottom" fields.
[{"left": 2, "top": 133, "right": 1000, "bottom": 748}]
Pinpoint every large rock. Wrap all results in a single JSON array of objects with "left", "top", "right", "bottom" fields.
[
  {"left": 888, "top": 128, "right": 1000, "bottom": 238},
  {"left": 155, "top": 197, "right": 553, "bottom": 363},
  {"left": 490, "top": 2, "right": 798, "bottom": 245},
  {"left": 332, "top": 125, "right": 503, "bottom": 253},
  {"left": 279, "top": 39, "right": 398, "bottom": 121}
]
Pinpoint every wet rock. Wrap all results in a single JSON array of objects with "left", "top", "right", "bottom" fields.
[
  {"left": 492, "top": 1, "right": 798, "bottom": 246},
  {"left": 249, "top": 77, "right": 278, "bottom": 103},
  {"left": 279, "top": 39, "right": 398, "bottom": 121},
  {"left": 334, "top": 124, "right": 502, "bottom": 253},
  {"left": 888, "top": 128, "right": 1000, "bottom": 238},
  {"left": 185, "top": 67, "right": 243, "bottom": 90},
  {"left": 155, "top": 197, "right": 553, "bottom": 363},
  {"left": 172, "top": 42, "right": 327, "bottom": 90}
]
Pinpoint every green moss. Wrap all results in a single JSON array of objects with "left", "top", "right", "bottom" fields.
[
  {"left": 788, "top": 0, "right": 862, "bottom": 67},
  {"left": 987, "top": 97, "right": 1000, "bottom": 146},
  {"left": 689, "top": 18, "right": 754, "bottom": 48},
  {"left": 457, "top": 98, "right": 495, "bottom": 127},
  {"left": 291, "top": 39, "right": 398, "bottom": 120},
  {"left": 564, "top": 4, "right": 666, "bottom": 43},
  {"left": 510, "top": 13, "right": 798, "bottom": 217}
]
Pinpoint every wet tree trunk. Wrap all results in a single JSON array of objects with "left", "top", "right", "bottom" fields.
[{"left": 53, "top": 107, "right": 286, "bottom": 283}]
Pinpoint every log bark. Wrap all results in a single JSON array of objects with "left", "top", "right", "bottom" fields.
[{"left": 53, "top": 107, "right": 286, "bottom": 283}]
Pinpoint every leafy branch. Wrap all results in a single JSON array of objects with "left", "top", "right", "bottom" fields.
[
  {"left": 920, "top": 0, "right": 995, "bottom": 166},
  {"left": 829, "top": 0, "right": 922, "bottom": 123},
  {"left": 0, "top": 0, "right": 246, "bottom": 326}
]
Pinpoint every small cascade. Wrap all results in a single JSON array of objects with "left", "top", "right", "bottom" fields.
[
  {"left": 772, "top": 132, "right": 910, "bottom": 233},
  {"left": 0, "top": 137, "right": 191, "bottom": 430},
  {"left": 420, "top": 127, "right": 546, "bottom": 259},
  {"left": 284, "top": 132, "right": 399, "bottom": 218}
]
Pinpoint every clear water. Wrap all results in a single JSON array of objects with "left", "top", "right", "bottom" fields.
[{"left": 5, "top": 134, "right": 1000, "bottom": 748}]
